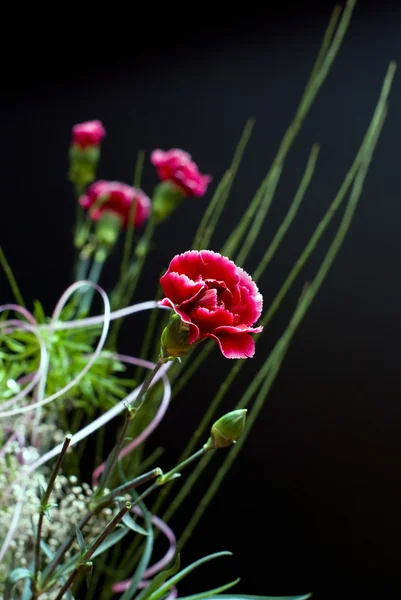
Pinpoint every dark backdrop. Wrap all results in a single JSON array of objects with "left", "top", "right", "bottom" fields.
[{"left": 1, "top": 1, "right": 400, "bottom": 599}]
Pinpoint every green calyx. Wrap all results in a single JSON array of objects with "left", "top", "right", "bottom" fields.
[
  {"left": 204, "top": 409, "right": 247, "bottom": 449},
  {"left": 152, "top": 181, "right": 186, "bottom": 223},
  {"left": 160, "top": 313, "right": 193, "bottom": 360}
]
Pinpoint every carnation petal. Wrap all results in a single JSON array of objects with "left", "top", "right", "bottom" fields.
[
  {"left": 160, "top": 272, "right": 205, "bottom": 305},
  {"left": 233, "top": 267, "right": 263, "bottom": 325},
  {"left": 166, "top": 251, "right": 239, "bottom": 289},
  {"left": 191, "top": 306, "right": 234, "bottom": 333},
  {"left": 207, "top": 328, "right": 257, "bottom": 359}
]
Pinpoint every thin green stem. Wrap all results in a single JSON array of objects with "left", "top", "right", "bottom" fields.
[
  {"left": 32, "top": 435, "right": 72, "bottom": 595},
  {"left": 160, "top": 357, "right": 273, "bottom": 523},
  {"left": 176, "top": 62, "right": 394, "bottom": 548},
  {"left": 119, "top": 150, "right": 145, "bottom": 286},
  {"left": 53, "top": 503, "right": 131, "bottom": 600},
  {"left": 95, "top": 360, "right": 164, "bottom": 498},
  {"left": 253, "top": 143, "right": 320, "bottom": 281},
  {"left": 0, "top": 247, "right": 26, "bottom": 308},
  {"left": 223, "top": 0, "right": 357, "bottom": 264},
  {"left": 307, "top": 4, "right": 342, "bottom": 84},
  {"left": 78, "top": 254, "right": 106, "bottom": 316},
  {"left": 177, "top": 339, "right": 288, "bottom": 551},
  {"left": 134, "top": 281, "right": 163, "bottom": 382},
  {"left": 40, "top": 502, "right": 94, "bottom": 587},
  {"left": 108, "top": 216, "right": 156, "bottom": 347},
  {"left": 122, "top": 216, "right": 156, "bottom": 307},
  {"left": 158, "top": 447, "right": 209, "bottom": 485},
  {"left": 192, "top": 118, "right": 255, "bottom": 250},
  {"left": 234, "top": 162, "right": 283, "bottom": 266},
  {"left": 95, "top": 469, "right": 162, "bottom": 510}
]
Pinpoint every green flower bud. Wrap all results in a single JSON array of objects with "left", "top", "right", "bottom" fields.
[
  {"left": 204, "top": 409, "right": 247, "bottom": 450},
  {"left": 152, "top": 181, "right": 186, "bottom": 223},
  {"left": 94, "top": 211, "right": 123, "bottom": 248},
  {"left": 68, "top": 144, "right": 100, "bottom": 187},
  {"left": 160, "top": 313, "right": 193, "bottom": 360}
]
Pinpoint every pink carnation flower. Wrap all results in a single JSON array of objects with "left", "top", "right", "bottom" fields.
[
  {"left": 159, "top": 250, "right": 263, "bottom": 359},
  {"left": 72, "top": 120, "right": 106, "bottom": 148},
  {"left": 151, "top": 148, "right": 212, "bottom": 197},
  {"left": 79, "top": 181, "right": 151, "bottom": 228}
]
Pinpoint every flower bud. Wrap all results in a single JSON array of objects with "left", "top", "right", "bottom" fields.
[
  {"left": 94, "top": 211, "right": 123, "bottom": 248},
  {"left": 152, "top": 181, "right": 186, "bottom": 223},
  {"left": 160, "top": 313, "right": 193, "bottom": 360},
  {"left": 68, "top": 145, "right": 101, "bottom": 187},
  {"left": 204, "top": 409, "right": 247, "bottom": 450}
]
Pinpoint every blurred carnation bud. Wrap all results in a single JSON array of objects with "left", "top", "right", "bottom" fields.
[
  {"left": 150, "top": 148, "right": 212, "bottom": 222},
  {"left": 160, "top": 313, "right": 193, "bottom": 360},
  {"left": 204, "top": 409, "right": 247, "bottom": 450},
  {"left": 151, "top": 181, "right": 186, "bottom": 223},
  {"left": 68, "top": 120, "right": 105, "bottom": 188},
  {"left": 94, "top": 211, "right": 123, "bottom": 249}
]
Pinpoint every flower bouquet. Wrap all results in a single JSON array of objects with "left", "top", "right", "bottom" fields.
[{"left": 0, "top": 1, "right": 396, "bottom": 599}]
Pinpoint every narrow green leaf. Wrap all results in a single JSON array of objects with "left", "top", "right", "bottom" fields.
[
  {"left": 33, "top": 300, "right": 47, "bottom": 324},
  {"left": 147, "top": 552, "right": 233, "bottom": 600},
  {"left": 91, "top": 525, "right": 130, "bottom": 559},
  {"left": 177, "top": 578, "right": 241, "bottom": 600},
  {"left": 200, "top": 596, "right": 311, "bottom": 600},
  {"left": 4, "top": 568, "right": 33, "bottom": 600},
  {"left": 135, "top": 554, "right": 181, "bottom": 600},
  {"left": 122, "top": 512, "right": 149, "bottom": 536},
  {"left": 75, "top": 525, "right": 86, "bottom": 553},
  {"left": 2, "top": 336, "right": 25, "bottom": 353},
  {"left": 120, "top": 496, "right": 154, "bottom": 600}
]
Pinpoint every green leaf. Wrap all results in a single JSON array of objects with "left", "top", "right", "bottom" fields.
[
  {"left": 147, "top": 551, "right": 233, "bottom": 600},
  {"left": 33, "top": 300, "right": 47, "bottom": 324},
  {"left": 4, "top": 568, "right": 33, "bottom": 600},
  {"left": 197, "top": 596, "right": 312, "bottom": 600},
  {"left": 91, "top": 525, "right": 130, "bottom": 559},
  {"left": 122, "top": 512, "right": 149, "bottom": 536},
  {"left": 135, "top": 554, "right": 181, "bottom": 600},
  {"left": 2, "top": 336, "right": 25, "bottom": 353},
  {"left": 75, "top": 525, "right": 86, "bottom": 553},
  {"left": 40, "top": 539, "right": 55, "bottom": 561},
  {"left": 120, "top": 495, "right": 154, "bottom": 600},
  {"left": 177, "top": 578, "right": 241, "bottom": 600}
]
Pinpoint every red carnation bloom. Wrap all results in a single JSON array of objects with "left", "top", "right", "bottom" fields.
[
  {"left": 72, "top": 120, "right": 105, "bottom": 148},
  {"left": 151, "top": 148, "right": 211, "bottom": 197},
  {"left": 79, "top": 181, "right": 151, "bottom": 228},
  {"left": 159, "top": 250, "right": 263, "bottom": 359}
]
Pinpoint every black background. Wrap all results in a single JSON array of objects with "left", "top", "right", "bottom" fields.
[{"left": 1, "top": 1, "right": 400, "bottom": 599}]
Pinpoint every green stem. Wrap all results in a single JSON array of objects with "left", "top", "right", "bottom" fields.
[
  {"left": 78, "top": 253, "right": 107, "bottom": 316},
  {"left": 158, "top": 447, "right": 209, "bottom": 486},
  {"left": 121, "top": 216, "right": 156, "bottom": 307},
  {"left": 234, "top": 162, "right": 283, "bottom": 266},
  {"left": 108, "top": 216, "right": 156, "bottom": 348},
  {"left": 160, "top": 357, "right": 273, "bottom": 524},
  {"left": 40, "top": 511, "right": 94, "bottom": 588},
  {"left": 95, "top": 360, "right": 164, "bottom": 498},
  {"left": 0, "top": 246, "right": 26, "bottom": 308},
  {"left": 32, "top": 436, "right": 72, "bottom": 595},
  {"left": 133, "top": 281, "right": 163, "bottom": 382},
  {"left": 95, "top": 468, "right": 162, "bottom": 510},
  {"left": 253, "top": 143, "right": 320, "bottom": 281},
  {"left": 176, "top": 62, "right": 394, "bottom": 549},
  {"left": 192, "top": 118, "right": 255, "bottom": 250},
  {"left": 222, "top": 0, "right": 356, "bottom": 263},
  {"left": 119, "top": 151, "right": 145, "bottom": 286},
  {"left": 53, "top": 503, "right": 131, "bottom": 600}
]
